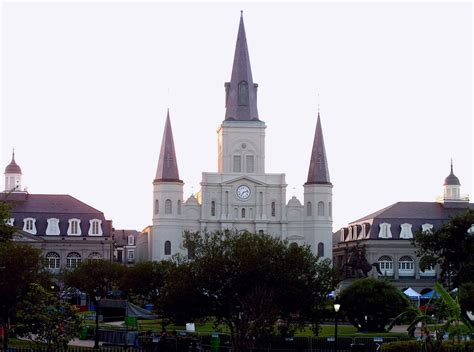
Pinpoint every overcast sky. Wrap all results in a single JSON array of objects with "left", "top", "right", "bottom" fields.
[{"left": 1, "top": 1, "right": 472, "bottom": 231}]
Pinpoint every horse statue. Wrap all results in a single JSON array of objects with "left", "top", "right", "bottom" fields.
[{"left": 342, "top": 243, "right": 382, "bottom": 279}]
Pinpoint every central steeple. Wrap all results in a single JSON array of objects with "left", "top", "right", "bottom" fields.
[{"left": 224, "top": 12, "right": 259, "bottom": 121}]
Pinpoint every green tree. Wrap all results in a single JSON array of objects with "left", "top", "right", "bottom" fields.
[
  {"left": 0, "top": 200, "right": 15, "bottom": 242},
  {"left": 0, "top": 241, "right": 51, "bottom": 350},
  {"left": 62, "top": 259, "right": 125, "bottom": 298},
  {"left": 413, "top": 209, "right": 474, "bottom": 288},
  {"left": 339, "top": 278, "right": 410, "bottom": 332},
  {"left": 161, "top": 230, "right": 336, "bottom": 351},
  {"left": 459, "top": 282, "right": 474, "bottom": 314},
  {"left": 120, "top": 260, "right": 172, "bottom": 306},
  {"left": 14, "top": 283, "right": 83, "bottom": 351}
]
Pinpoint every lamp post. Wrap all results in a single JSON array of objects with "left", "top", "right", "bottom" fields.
[
  {"left": 94, "top": 288, "right": 102, "bottom": 350},
  {"left": 333, "top": 302, "right": 341, "bottom": 352}
]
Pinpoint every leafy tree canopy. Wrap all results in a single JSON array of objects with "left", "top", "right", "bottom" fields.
[
  {"left": 121, "top": 260, "right": 172, "bottom": 306},
  {"left": 339, "top": 278, "right": 410, "bottom": 332},
  {"left": 14, "top": 283, "right": 83, "bottom": 351},
  {"left": 160, "top": 230, "right": 337, "bottom": 351},
  {"left": 62, "top": 259, "right": 125, "bottom": 298},
  {"left": 413, "top": 209, "right": 474, "bottom": 288}
]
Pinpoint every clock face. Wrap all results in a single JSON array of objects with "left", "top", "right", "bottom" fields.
[{"left": 236, "top": 185, "right": 251, "bottom": 200}]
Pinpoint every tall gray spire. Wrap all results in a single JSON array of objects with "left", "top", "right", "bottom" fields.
[
  {"left": 154, "top": 110, "right": 182, "bottom": 183},
  {"left": 224, "top": 12, "right": 259, "bottom": 121},
  {"left": 305, "top": 113, "right": 331, "bottom": 185}
]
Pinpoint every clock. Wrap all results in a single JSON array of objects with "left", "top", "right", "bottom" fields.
[{"left": 236, "top": 185, "right": 251, "bottom": 200}]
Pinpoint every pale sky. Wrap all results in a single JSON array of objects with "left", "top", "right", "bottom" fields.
[{"left": 1, "top": 1, "right": 472, "bottom": 231}]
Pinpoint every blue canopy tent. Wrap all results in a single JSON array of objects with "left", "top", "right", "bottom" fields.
[{"left": 421, "top": 289, "right": 441, "bottom": 299}]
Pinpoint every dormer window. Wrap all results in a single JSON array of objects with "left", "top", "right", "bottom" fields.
[
  {"left": 23, "top": 217, "right": 37, "bottom": 235},
  {"left": 421, "top": 223, "right": 433, "bottom": 234},
  {"left": 378, "top": 223, "right": 392, "bottom": 239},
  {"left": 5, "top": 218, "right": 14, "bottom": 226},
  {"left": 238, "top": 80, "right": 249, "bottom": 106},
  {"left": 400, "top": 223, "right": 413, "bottom": 239},
  {"left": 68, "top": 219, "right": 82, "bottom": 236},
  {"left": 468, "top": 224, "right": 474, "bottom": 235},
  {"left": 128, "top": 235, "right": 134, "bottom": 246},
  {"left": 46, "top": 218, "right": 60, "bottom": 236},
  {"left": 89, "top": 219, "right": 103, "bottom": 236}
]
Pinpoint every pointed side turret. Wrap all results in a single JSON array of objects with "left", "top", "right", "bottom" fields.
[
  {"left": 4, "top": 149, "right": 23, "bottom": 192},
  {"left": 154, "top": 110, "right": 182, "bottom": 183},
  {"left": 304, "top": 113, "right": 333, "bottom": 260},
  {"left": 305, "top": 113, "right": 331, "bottom": 185},
  {"left": 224, "top": 12, "right": 259, "bottom": 121}
]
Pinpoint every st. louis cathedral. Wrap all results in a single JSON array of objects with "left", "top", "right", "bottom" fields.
[{"left": 141, "top": 15, "right": 334, "bottom": 261}]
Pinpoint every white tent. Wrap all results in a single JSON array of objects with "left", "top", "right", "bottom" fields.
[{"left": 403, "top": 288, "right": 421, "bottom": 306}]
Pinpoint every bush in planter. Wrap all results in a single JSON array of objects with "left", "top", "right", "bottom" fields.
[{"left": 380, "top": 340, "right": 421, "bottom": 352}]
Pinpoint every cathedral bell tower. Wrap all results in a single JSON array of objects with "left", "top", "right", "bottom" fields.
[
  {"left": 152, "top": 110, "right": 184, "bottom": 259},
  {"left": 217, "top": 13, "right": 266, "bottom": 175},
  {"left": 304, "top": 113, "right": 333, "bottom": 258}
]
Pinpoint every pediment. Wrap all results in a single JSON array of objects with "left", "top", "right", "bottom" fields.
[
  {"left": 222, "top": 175, "right": 265, "bottom": 186},
  {"left": 12, "top": 231, "right": 44, "bottom": 242}
]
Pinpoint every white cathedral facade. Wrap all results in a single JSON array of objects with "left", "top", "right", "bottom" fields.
[{"left": 144, "top": 15, "right": 333, "bottom": 261}]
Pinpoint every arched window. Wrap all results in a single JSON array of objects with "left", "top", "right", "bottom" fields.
[
  {"left": 317, "top": 242, "right": 324, "bottom": 257},
  {"left": 398, "top": 256, "right": 415, "bottom": 276},
  {"left": 164, "top": 240, "right": 171, "bottom": 255},
  {"left": 378, "top": 256, "right": 394, "bottom": 276},
  {"left": 88, "top": 252, "right": 102, "bottom": 260},
  {"left": 155, "top": 199, "right": 159, "bottom": 214},
  {"left": 211, "top": 201, "right": 216, "bottom": 217},
  {"left": 307, "top": 202, "right": 312, "bottom": 216},
  {"left": 271, "top": 202, "right": 276, "bottom": 217},
  {"left": 45, "top": 252, "right": 60, "bottom": 269},
  {"left": 241, "top": 208, "right": 246, "bottom": 218},
  {"left": 258, "top": 230, "right": 264, "bottom": 235},
  {"left": 238, "top": 80, "right": 249, "bottom": 106},
  {"left": 165, "top": 199, "right": 172, "bottom": 214},
  {"left": 177, "top": 200, "right": 181, "bottom": 215},
  {"left": 66, "top": 252, "right": 82, "bottom": 269},
  {"left": 419, "top": 257, "right": 436, "bottom": 277},
  {"left": 317, "top": 201, "right": 325, "bottom": 216}
]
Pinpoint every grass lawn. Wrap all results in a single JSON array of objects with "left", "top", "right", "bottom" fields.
[{"left": 85, "top": 317, "right": 408, "bottom": 339}]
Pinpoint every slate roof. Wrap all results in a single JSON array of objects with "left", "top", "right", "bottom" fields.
[
  {"left": 113, "top": 229, "right": 139, "bottom": 246},
  {"left": 154, "top": 110, "right": 182, "bottom": 183},
  {"left": 305, "top": 113, "right": 331, "bottom": 185},
  {"left": 224, "top": 13, "right": 259, "bottom": 121},
  {"left": 1, "top": 193, "right": 111, "bottom": 237},
  {"left": 342, "top": 201, "right": 474, "bottom": 241}
]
